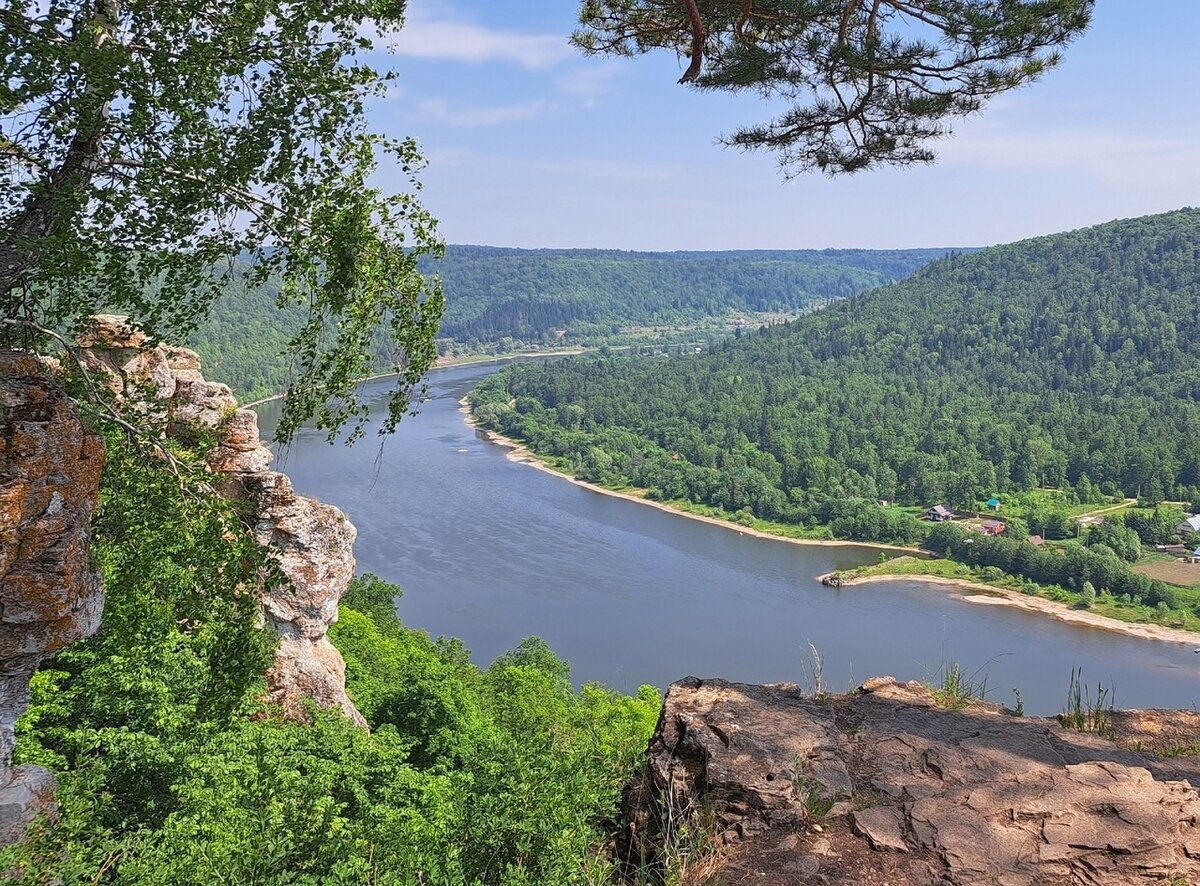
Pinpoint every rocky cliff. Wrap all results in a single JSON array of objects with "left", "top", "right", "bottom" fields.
[
  {"left": 0, "top": 353, "right": 106, "bottom": 843},
  {"left": 620, "top": 676, "right": 1200, "bottom": 885},
  {"left": 78, "top": 315, "right": 365, "bottom": 726}
]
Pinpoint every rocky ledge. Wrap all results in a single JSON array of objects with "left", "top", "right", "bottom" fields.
[
  {"left": 619, "top": 677, "right": 1200, "bottom": 885},
  {"left": 78, "top": 315, "right": 365, "bottom": 727}
]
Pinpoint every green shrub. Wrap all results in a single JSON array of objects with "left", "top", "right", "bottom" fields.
[{"left": 4, "top": 435, "right": 661, "bottom": 884}]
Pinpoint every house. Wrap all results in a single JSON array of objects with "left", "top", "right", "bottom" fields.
[
  {"left": 979, "top": 519, "right": 1006, "bottom": 536},
  {"left": 1176, "top": 515, "right": 1200, "bottom": 535},
  {"left": 987, "top": 498, "right": 1001, "bottom": 510},
  {"left": 1029, "top": 535, "right": 1045, "bottom": 547},
  {"left": 1191, "top": 547, "right": 1200, "bottom": 565},
  {"left": 925, "top": 504, "right": 954, "bottom": 522},
  {"left": 1157, "top": 543, "right": 1188, "bottom": 555}
]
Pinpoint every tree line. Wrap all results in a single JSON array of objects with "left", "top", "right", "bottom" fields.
[{"left": 189, "top": 246, "right": 956, "bottom": 401}]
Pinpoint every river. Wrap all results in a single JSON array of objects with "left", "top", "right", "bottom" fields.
[{"left": 257, "top": 361, "right": 1200, "bottom": 714}]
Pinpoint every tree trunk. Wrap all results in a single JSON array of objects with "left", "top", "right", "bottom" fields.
[{"left": 0, "top": 0, "right": 121, "bottom": 304}]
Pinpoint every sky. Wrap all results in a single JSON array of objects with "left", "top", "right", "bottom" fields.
[{"left": 370, "top": 1, "right": 1200, "bottom": 251}]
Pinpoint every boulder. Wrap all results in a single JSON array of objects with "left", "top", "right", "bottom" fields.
[{"left": 618, "top": 676, "right": 1200, "bottom": 884}]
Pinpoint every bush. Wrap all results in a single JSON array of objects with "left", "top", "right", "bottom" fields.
[{"left": 5, "top": 435, "right": 662, "bottom": 884}]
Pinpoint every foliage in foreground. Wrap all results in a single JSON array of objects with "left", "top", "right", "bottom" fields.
[
  {"left": 575, "top": 0, "right": 1092, "bottom": 175},
  {"left": 2, "top": 0, "right": 443, "bottom": 445},
  {"left": 3, "top": 434, "right": 660, "bottom": 884}
]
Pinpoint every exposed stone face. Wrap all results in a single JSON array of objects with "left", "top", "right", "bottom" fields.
[
  {"left": 620, "top": 676, "right": 1200, "bottom": 885},
  {"left": 0, "top": 353, "right": 106, "bottom": 844},
  {"left": 234, "top": 471, "right": 364, "bottom": 726},
  {"left": 79, "top": 314, "right": 175, "bottom": 403},
  {"left": 78, "top": 319, "right": 365, "bottom": 728}
]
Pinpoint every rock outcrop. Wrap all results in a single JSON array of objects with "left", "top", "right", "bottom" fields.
[
  {"left": 0, "top": 353, "right": 106, "bottom": 843},
  {"left": 78, "top": 316, "right": 365, "bottom": 727},
  {"left": 620, "top": 676, "right": 1200, "bottom": 884}
]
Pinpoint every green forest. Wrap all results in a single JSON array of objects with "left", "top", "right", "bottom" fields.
[
  {"left": 189, "top": 246, "right": 955, "bottom": 401},
  {"left": 469, "top": 210, "right": 1200, "bottom": 610}
]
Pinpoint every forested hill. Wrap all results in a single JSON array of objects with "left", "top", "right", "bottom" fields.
[
  {"left": 190, "top": 245, "right": 956, "bottom": 399},
  {"left": 473, "top": 209, "right": 1200, "bottom": 516},
  {"left": 423, "top": 245, "right": 958, "bottom": 344}
]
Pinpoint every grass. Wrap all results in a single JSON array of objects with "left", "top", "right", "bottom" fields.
[
  {"left": 793, "top": 772, "right": 838, "bottom": 822},
  {"left": 626, "top": 790, "right": 726, "bottom": 886},
  {"left": 1060, "top": 667, "right": 1115, "bottom": 735},
  {"left": 926, "top": 660, "right": 991, "bottom": 709},
  {"left": 1133, "top": 559, "right": 1200, "bottom": 589},
  {"left": 850, "top": 789, "right": 890, "bottom": 811}
]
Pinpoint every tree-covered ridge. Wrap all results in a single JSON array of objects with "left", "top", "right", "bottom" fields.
[
  {"left": 471, "top": 209, "right": 1200, "bottom": 522},
  {"left": 426, "top": 245, "right": 961, "bottom": 343},
  {"left": 190, "top": 245, "right": 958, "bottom": 400}
]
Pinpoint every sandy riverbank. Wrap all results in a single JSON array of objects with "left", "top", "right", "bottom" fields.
[
  {"left": 462, "top": 397, "right": 1200, "bottom": 648},
  {"left": 834, "top": 573, "right": 1200, "bottom": 648},
  {"left": 460, "top": 397, "right": 923, "bottom": 556}
]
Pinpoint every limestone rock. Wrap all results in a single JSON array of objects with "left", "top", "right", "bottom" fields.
[
  {"left": 79, "top": 315, "right": 174, "bottom": 403},
  {"left": 236, "top": 471, "right": 365, "bottom": 727},
  {"left": 78, "top": 318, "right": 365, "bottom": 728},
  {"left": 77, "top": 314, "right": 147, "bottom": 350},
  {"left": 162, "top": 346, "right": 201, "bottom": 371},
  {"left": 0, "top": 353, "right": 105, "bottom": 844},
  {"left": 168, "top": 377, "right": 237, "bottom": 435},
  {"left": 222, "top": 409, "right": 264, "bottom": 452},
  {"left": 0, "top": 767, "right": 58, "bottom": 846},
  {"left": 618, "top": 676, "right": 1200, "bottom": 884}
]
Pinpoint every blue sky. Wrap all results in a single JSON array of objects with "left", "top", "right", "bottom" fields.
[{"left": 372, "top": 1, "right": 1200, "bottom": 250}]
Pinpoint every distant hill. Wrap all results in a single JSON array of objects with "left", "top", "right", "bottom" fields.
[
  {"left": 189, "top": 245, "right": 958, "bottom": 399},
  {"left": 474, "top": 209, "right": 1200, "bottom": 514},
  {"left": 425, "top": 246, "right": 959, "bottom": 344}
]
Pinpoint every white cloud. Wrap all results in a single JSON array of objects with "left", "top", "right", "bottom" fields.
[
  {"left": 417, "top": 98, "right": 553, "bottom": 127},
  {"left": 392, "top": 6, "right": 572, "bottom": 69},
  {"left": 554, "top": 63, "right": 623, "bottom": 103},
  {"left": 528, "top": 157, "right": 678, "bottom": 182},
  {"left": 940, "top": 126, "right": 1200, "bottom": 189}
]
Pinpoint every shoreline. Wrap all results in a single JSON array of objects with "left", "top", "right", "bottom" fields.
[
  {"left": 243, "top": 348, "right": 589, "bottom": 408},
  {"left": 832, "top": 572, "right": 1200, "bottom": 648},
  {"left": 462, "top": 397, "right": 1200, "bottom": 650},
  {"left": 459, "top": 397, "right": 922, "bottom": 556}
]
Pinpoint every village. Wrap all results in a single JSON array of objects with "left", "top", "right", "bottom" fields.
[{"left": 915, "top": 498, "right": 1200, "bottom": 584}]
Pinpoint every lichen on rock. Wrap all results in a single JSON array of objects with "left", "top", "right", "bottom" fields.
[{"left": 0, "top": 352, "right": 106, "bottom": 844}]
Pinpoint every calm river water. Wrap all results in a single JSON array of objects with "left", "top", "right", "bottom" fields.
[{"left": 258, "top": 361, "right": 1200, "bottom": 714}]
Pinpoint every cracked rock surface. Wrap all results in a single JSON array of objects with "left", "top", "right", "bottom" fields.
[{"left": 619, "top": 676, "right": 1200, "bottom": 884}]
